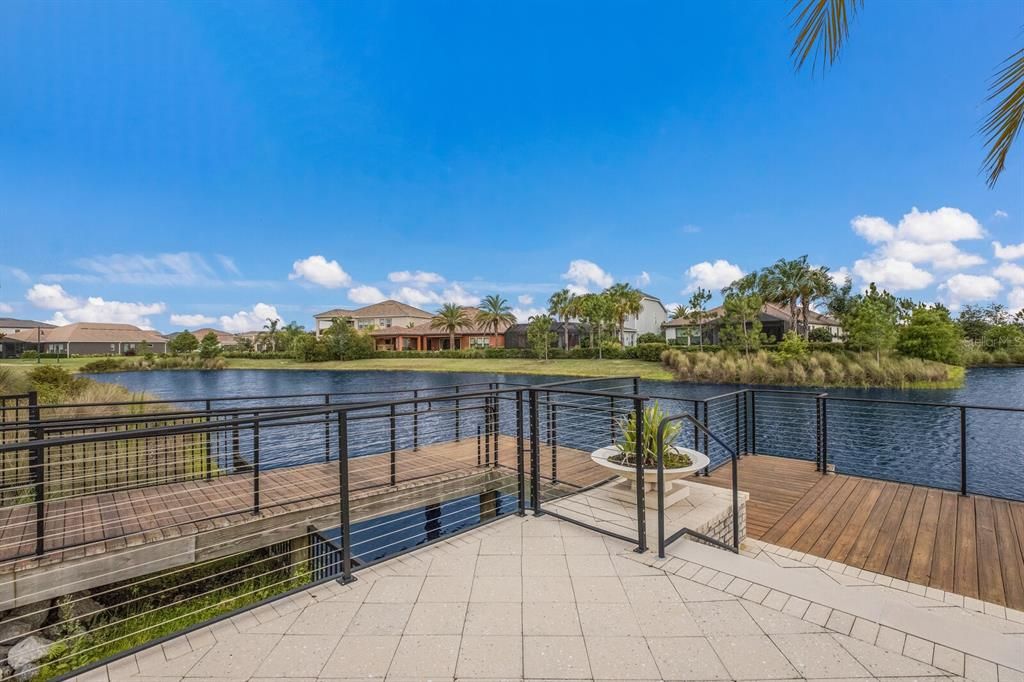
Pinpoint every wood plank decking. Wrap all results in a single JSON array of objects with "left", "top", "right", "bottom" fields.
[{"left": 700, "top": 454, "right": 1024, "bottom": 611}]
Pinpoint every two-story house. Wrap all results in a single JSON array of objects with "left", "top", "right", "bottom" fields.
[{"left": 313, "top": 301, "right": 434, "bottom": 337}]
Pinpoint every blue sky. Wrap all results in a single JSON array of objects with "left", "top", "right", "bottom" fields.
[{"left": 2, "top": 0, "right": 1022, "bottom": 331}]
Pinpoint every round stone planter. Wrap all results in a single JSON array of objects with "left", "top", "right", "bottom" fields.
[{"left": 590, "top": 445, "right": 710, "bottom": 496}]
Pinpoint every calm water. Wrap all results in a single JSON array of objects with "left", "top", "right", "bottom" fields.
[{"left": 89, "top": 367, "right": 1024, "bottom": 500}]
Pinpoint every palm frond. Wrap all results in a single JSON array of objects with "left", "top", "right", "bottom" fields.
[
  {"left": 789, "top": 0, "right": 862, "bottom": 74},
  {"left": 980, "top": 47, "right": 1024, "bottom": 187}
]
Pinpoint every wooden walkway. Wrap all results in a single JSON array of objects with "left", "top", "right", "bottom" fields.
[{"left": 700, "top": 455, "right": 1024, "bottom": 611}]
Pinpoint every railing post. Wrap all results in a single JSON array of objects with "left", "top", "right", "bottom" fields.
[
  {"left": 252, "top": 416, "right": 260, "bottom": 515},
  {"left": 692, "top": 401, "right": 699, "bottom": 451},
  {"left": 492, "top": 394, "right": 499, "bottom": 467},
  {"left": 821, "top": 397, "right": 828, "bottom": 474},
  {"left": 815, "top": 396, "right": 822, "bottom": 471},
  {"left": 412, "top": 390, "right": 419, "bottom": 452},
  {"left": 336, "top": 411, "right": 355, "bottom": 583},
  {"left": 609, "top": 396, "right": 615, "bottom": 443},
  {"left": 28, "top": 391, "right": 44, "bottom": 556},
  {"left": 477, "top": 424, "right": 482, "bottom": 466},
  {"left": 960, "top": 406, "right": 967, "bottom": 496},
  {"left": 734, "top": 393, "right": 740, "bottom": 458},
  {"left": 529, "top": 390, "right": 542, "bottom": 516},
  {"left": 484, "top": 401, "right": 491, "bottom": 466},
  {"left": 516, "top": 391, "right": 526, "bottom": 515},
  {"left": 657, "top": 418, "right": 666, "bottom": 558},
  {"left": 324, "top": 394, "right": 331, "bottom": 463},
  {"left": 750, "top": 391, "right": 757, "bottom": 455},
  {"left": 702, "top": 400, "right": 709, "bottom": 476},
  {"left": 454, "top": 386, "right": 461, "bottom": 442},
  {"left": 205, "top": 399, "right": 213, "bottom": 479},
  {"left": 550, "top": 400, "right": 558, "bottom": 484},
  {"left": 389, "top": 404, "right": 397, "bottom": 486},
  {"left": 731, "top": 431, "right": 740, "bottom": 551},
  {"left": 633, "top": 397, "right": 646, "bottom": 553}
]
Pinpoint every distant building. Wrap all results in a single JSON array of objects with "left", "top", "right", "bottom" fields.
[
  {"left": 620, "top": 292, "right": 667, "bottom": 346},
  {"left": 0, "top": 317, "right": 54, "bottom": 336},
  {"left": 0, "top": 318, "right": 56, "bottom": 358},
  {"left": 313, "top": 300, "right": 434, "bottom": 337},
  {"left": 504, "top": 321, "right": 582, "bottom": 350},
  {"left": 662, "top": 301, "right": 842, "bottom": 345},
  {"left": 10, "top": 322, "right": 168, "bottom": 356},
  {"left": 369, "top": 307, "right": 511, "bottom": 351},
  {"left": 169, "top": 328, "right": 239, "bottom": 347}
]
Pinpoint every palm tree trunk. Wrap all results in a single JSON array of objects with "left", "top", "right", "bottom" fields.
[
  {"left": 563, "top": 322, "right": 569, "bottom": 351},
  {"left": 449, "top": 331, "right": 455, "bottom": 349},
  {"left": 801, "top": 299, "right": 811, "bottom": 340}
]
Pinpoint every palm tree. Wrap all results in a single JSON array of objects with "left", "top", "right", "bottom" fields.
[
  {"left": 788, "top": 0, "right": 1021, "bottom": 186},
  {"left": 798, "top": 266, "right": 835, "bottom": 340},
  {"left": 547, "top": 288, "right": 576, "bottom": 350},
  {"left": 605, "top": 283, "right": 643, "bottom": 345},
  {"left": 762, "top": 257, "right": 806, "bottom": 333},
  {"left": 670, "top": 304, "right": 687, "bottom": 320},
  {"left": 477, "top": 295, "right": 517, "bottom": 347},
  {"left": 687, "top": 288, "right": 712, "bottom": 350},
  {"left": 263, "top": 318, "right": 280, "bottom": 352},
  {"left": 430, "top": 303, "right": 471, "bottom": 350}
]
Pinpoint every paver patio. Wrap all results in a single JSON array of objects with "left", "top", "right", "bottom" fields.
[{"left": 70, "top": 512, "right": 1024, "bottom": 682}]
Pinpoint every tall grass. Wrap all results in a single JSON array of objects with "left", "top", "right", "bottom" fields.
[
  {"left": 81, "top": 356, "right": 228, "bottom": 373},
  {"left": 661, "top": 349, "right": 958, "bottom": 388}
]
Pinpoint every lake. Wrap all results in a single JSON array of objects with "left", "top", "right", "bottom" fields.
[{"left": 89, "top": 367, "right": 1024, "bottom": 500}]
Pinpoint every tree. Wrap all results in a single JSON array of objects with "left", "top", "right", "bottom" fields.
[
  {"left": 762, "top": 257, "right": 807, "bottom": 333},
  {"left": 957, "top": 304, "right": 993, "bottom": 343},
  {"left": 199, "top": 332, "right": 223, "bottom": 359},
  {"left": 896, "top": 307, "right": 962, "bottom": 365},
  {"left": 983, "top": 324, "right": 1024, "bottom": 352},
  {"left": 687, "top": 288, "right": 712, "bottom": 350},
  {"left": 321, "top": 320, "right": 374, "bottom": 360},
  {"left": 721, "top": 273, "right": 766, "bottom": 361},
  {"left": 797, "top": 265, "right": 834, "bottom": 340},
  {"left": 279, "top": 322, "right": 305, "bottom": 353},
  {"left": 826, "top": 276, "right": 856, "bottom": 324},
  {"left": 527, "top": 314, "right": 556, "bottom": 360},
  {"left": 430, "top": 303, "right": 471, "bottom": 350},
  {"left": 547, "top": 289, "right": 576, "bottom": 350},
  {"left": 605, "top": 283, "right": 642, "bottom": 345},
  {"left": 477, "top": 295, "right": 516, "bottom": 348},
  {"left": 670, "top": 304, "right": 688, "bottom": 320},
  {"left": 168, "top": 331, "right": 198, "bottom": 355},
  {"left": 846, "top": 283, "right": 899, "bottom": 361},
  {"left": 575, "top": 293, "right": 613, "bottom": 358},
  {"left": 788, "top": 0, "right": 1022, "bottom": 186},
  {"left": 262, "top": 318, "right": 280, "bottom": 352}
]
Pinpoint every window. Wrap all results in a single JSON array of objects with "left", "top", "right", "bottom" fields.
[
  {"left": 470, "top": 337, "right": 490, "bottom": 349},
  {"left": 110, "top": 344, "right": 116, "bottom": 351},
  {"left": 379, "top": 318, "right": 392, "bottom": 328}
]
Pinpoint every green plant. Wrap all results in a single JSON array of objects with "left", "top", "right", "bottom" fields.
[
  {"left": 477, "top": 294, "right": 517, "bottom": 348},
  {"left": 80, "top": 358, "right": 127, "bottom": 373},
  {"left": 610, "top": 402, "right": 692, "bottom": 469},
  {"left": 168, "top": 331, "right": 199, "bottom": 355},
  {"left": 199, "top": 332, "right": 223, "bottom": 359},
  {"left": 897, "top": 307, "right": 963, "bottom": 364},
  {"left": 776, "top": 331, "right": 809, "bottom": 361},
  {"left": 430, "top": 303, "right": 472, "bottom": 349}
]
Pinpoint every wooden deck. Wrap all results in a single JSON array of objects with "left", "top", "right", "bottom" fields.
[{"left": 700, "top": 455, "right": 1024, "bottom": 611}]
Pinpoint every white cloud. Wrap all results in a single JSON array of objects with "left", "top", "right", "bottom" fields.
[
  {"left": 636, "top": 271, "right": 651, "bottom": 287},
  {"left": 441, "top": 283, "right": 480, "bottom": 307},
  {"left": 1009, "top": 287, "right": 1024, "bottom": 314},
  {"left": 348, "top": 285, "right": 387, "bottom": 305},
  {"left": 219, "top": 303, "right": 281, "bottom": 333},
  {"left": 828, "top": 266, "right": 852, "bottom": 286},
  {"left": 684, "top": 260, "right": 745, "bottom": 292},
  {"left": 994, "top": 262, "right": 1024, "bottom": 286},
  {"left": 26, "top": 283, "right": 78, "bottom": 309},
  {"left": 288, "top": 255, "right": 351, "bottom": 289},
  {"left": 851, "top": 216, "right": 896, "bottom": 244},
  {"left": 74, "top": 252, "right": 220, "bottom": 286},
  {"left": 896, "top": 207, "right": 984, "bottom": 244},
  {"left": 511, "top": 307, "right": 545, "bottom": 322},
  {"left": 939, "top": 274, "right": 1002, "bottom": 308},
  {"left": 993, "top": 241, "right": 1024, "bottom": 260},
  {"left": 217, "top": 255, "right": 241, "bottom": 275},
  {"left": 388, "top": 270, "right": 444, "bottom": 285},
  {"left": 517, "top": 294, "right": 533, "bottom": 305},
  {"left": 0, "top": 302, "right": 14, "bottom": 314},
  {"left": 852, "top": 257, "right": 934, "bottom": 291},
  {"left": 561, "top": 259, "right": 613, "bottom": 295},
  {"left": 170, "top": 313, "right": 216, "bottom": 328},
  {"left": 50, "top": 298, "right": 165, "bottom": 329},
  {"left": 391, "top": 286, "right": 439, "bottom": 306},
  {"left": 993, "top": 210, "right": 1009, "bottom": 220},
  {"left": 880, "top": 240, "right": 985, "bottom": 270}
]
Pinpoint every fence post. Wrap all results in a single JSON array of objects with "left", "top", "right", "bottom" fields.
[
  {"left": 454, "top": 386, "right": 461, "bottom": 442},
  {"left": 702, "top": 400, "right": 709, "bottom": 476},
  {"left": 734, "top": 393, "right": 740, "bottom": 458},
  {"left": 324, "top": 394, "right": 331, "bottom": 463},
  {"left": 412, "top": 390, "right": 419, "bottom": 452},
  {"left": 960, "top": 406, "right": 967, "bottom": 496},
  {"left": 815, "top": 397, "right": 822, "bottom": 471},
  {"left": 693, "top": 402, "right": 699, "bottom": 451},
  {"left": 477, "top": 424, "right": 482, "bottom": 466},
  {"left": 550, "top": 401, "right": 558, "bottom": 484},
  {"left": 389, "top": 404, "right": 397, "bottom": 486},
  {"left": 750, "top": 391, "right": 757, "bottom": 455},
  {"left": 484, "top": 400, "right": 491, "bottom": 466},
  {"left": 633, "top": 397, "right": 647, "bottom": 553},
  {"left": 609, "top": 396, "right": 615, "bottom": 443},
  {"left": 492, "top": 394, "right": 499, "bottom": 467},
  {"left": 205, "top": 399, "right": 213, "bottom": 479},
  {"left": 336, "top": 411, "right": 355, "bottom": 583},
  {"left": 28, "top": 391, "right": 44, "bottom": 556},
  {"left": 529, "top": 390, "right": 542, "bottom": 516},
  {"left": 252, "top": 416, "right": 260, "bottom": 514},
  {"left": 516, "top": 391, "right": 526, "bottom": 515},
  {"left": 821, "top": 397, "right": 829, "bottom": 475}
]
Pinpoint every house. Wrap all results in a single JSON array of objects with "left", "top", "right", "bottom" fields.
[
  {"left": 169, "top": 328, "right": 239, "bottom": 347},
  {"left": 10, "top": 322, "right": 168, "bottom": 356},
  {"left": 369, "top": 307, "right": 511, "bottom": 351},
  {"left": 505, "top": 321, "right": 582, "bottom": 350},
  {"left": 0, "top": 317, "right": 55, "bottom": 336},
  {"left": 313, "top": 300, "right": 434, "bottom": 337},
  {"left": 662, "top": 301, "right": 842, "bottom": 345},
  {"left": 620, "top": 292, "right": 667, "bottom": 346}
]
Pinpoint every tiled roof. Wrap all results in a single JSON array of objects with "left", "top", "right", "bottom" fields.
[
  {"left": 0, "top": 318, "right": 54, "bottom": 329},
  {"left": 10, "top": 322, "right": 167, "bottom": 344},
  {"left": 370, "top": 307, "right": 510, "bottom": 336},
  {"left": 314, "top": 300, "right": 433, "bottom": 320}
]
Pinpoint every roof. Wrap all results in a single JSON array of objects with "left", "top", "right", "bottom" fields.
[
  {"left": 314, "top": 300, "right": 433, "bottom": 320},
  {"left": 10, "top": 322, "right": 167, "bottom": 344},
  {"left": 370, "top": 307, "right": 510, "bottom": 336},
  {"left": 660, "top": 302, "right": 840, "bottom": 328},
  {"left": 0, "top": 318, "right": 55, "bottom": 330}
]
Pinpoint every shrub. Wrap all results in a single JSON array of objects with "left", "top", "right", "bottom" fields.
[
  {"left": 0, "top": 366, "right": 30, "bottom": 395},
  {"left": 776, "top": 332, "right": 809, "bottom": 362},
  {"left": 631, "top": 342, "right": 669, "bottom": 362},
  {"left": 637, "top": 332, "right": 664, "bottom": 344},
  {"left": 27, "top": 366, "right": 87, "bottom": 403},
  {"left": 808, "top": 327, "right": 835, "bottom": 343},
  {"left": 80, "top": 358, "right": 127, "bottom": 373}
]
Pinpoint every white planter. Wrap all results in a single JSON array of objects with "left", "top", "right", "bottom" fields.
[{"left": 590, "top": 445, "right": 710, "bottom": 497}]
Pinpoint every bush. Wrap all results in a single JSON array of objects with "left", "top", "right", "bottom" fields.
[
  {"left": 630, "top": 342, "right": 669, "bottom": 362},
  {"left": 0, "top": 366, "right": 30, "bottom": 395},
  {"left": 79, "top": 358, "right": 127, "bottom": 373},
  {"left": 776, "top": 332, "right": 809, "bottom": 362},
  {"left": 637, "top": 332, "right": 664, "bottom": 344},
  {"left": 808, "top": 327, "right": 835, "bottom": 343}
]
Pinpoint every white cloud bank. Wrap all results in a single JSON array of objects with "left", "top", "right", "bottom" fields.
[
  {"left": 219, "top": 303, "right": 282, "bottom": 333},
  {"left": 1009, "top": 288, "right": 1024, "bottom": 314},
  {"left": 26, "top": 283, "right": 166, "bottom": 328},
  {"left": 289, "top": 255, "right": 352, "bottom": 289},
  {"left": 939, "top": 274, "right": 1002, "bottom": 309},
  {"left": 994, "top": 262, "right": 1024, "bottom": 286},
  {"left": 684, "top": 260, "right": 744, "bottom": 292},
  {"left": 0, "top": 302, "right": 14, "bottom": 314},
  {"left": 993, "top": 241, "right": 1024, "bottom": 260},
  {"left": 388, "top": 270, "right": 444, "bottom": 285},
  {"left": 561, "top": 260, "right": 613, "bottom": 295}
]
